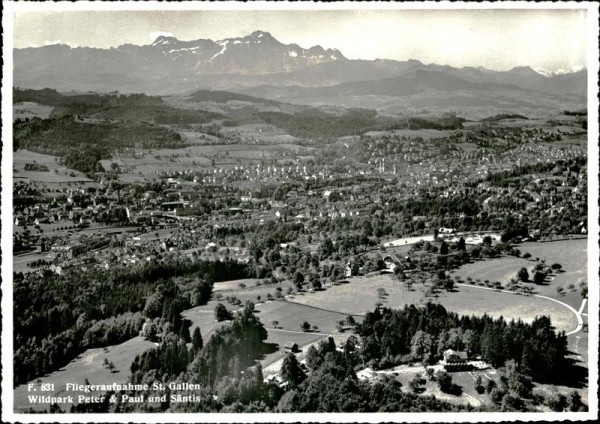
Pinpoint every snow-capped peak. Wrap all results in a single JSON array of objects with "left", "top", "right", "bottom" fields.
[
  {"left": 534, "top": 65, "right": 586, "bottom": 77},
  {"left": 533, "top": 67, "right": 554, "bottom": 78},
  {"left": 152, "top": 35, "right": 178, "bottom": 46}
]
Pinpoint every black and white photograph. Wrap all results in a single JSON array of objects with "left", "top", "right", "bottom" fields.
[{"left": 1, "top": 1, "right": 598, "bottom": 422}]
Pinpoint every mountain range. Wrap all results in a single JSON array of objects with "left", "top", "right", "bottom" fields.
[{"left": 14, "top": 30, "right": 586, "bottom": 114}]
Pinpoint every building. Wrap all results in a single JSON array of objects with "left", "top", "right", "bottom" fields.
[
  {"left": 438, "top": 227, "right": 456, "bottom": 235},
  {"left": 442, "top": 349, "right": 471, "bottom": 372}
]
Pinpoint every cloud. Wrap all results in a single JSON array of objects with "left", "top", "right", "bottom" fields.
[{"left": 149, "top": 31, "right": 174, "bottom": 43}]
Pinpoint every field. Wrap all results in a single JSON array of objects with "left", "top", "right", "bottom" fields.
[
  {"left": 256, "top": 301, "right": 354, "bottom": 373},
  {"left": 454, "top": 239, "right": 588, "bottom": 311},
  {"left": 219, "top": 123, "right": 301, "bottom": 144},
  {"left": 13, "top": 336, "right": 155, "bottom": 412},
  {"left": 181, "top": 283, "right": 356, "bottom": 376},
  {"left": 451, "top": 257, "right": 532, "bottom": 286},
  {"left": 289, "top": 274, "right": 578, "bottom": 333},
  {"left": 13, "top": 150, "right": 93, "bottom": 184},
  {"left": 100, "top": 142, "right": 313, "bottom": 180},
  {"left": 518, "top": 239, "right": 587, "bottom": 306},
  {"left": 13, "top": 102, "right": 54, "bottom": 121},
  {"left": 13, "top": 252, "right": 54, "bottom": 275}
]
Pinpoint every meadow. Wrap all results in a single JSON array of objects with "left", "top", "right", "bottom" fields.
[
  {"left": 13, "top": 336, "right": 155, "bottom": 412},
  {"left": 289, "top": 274, "right": 578, "bottom": 333},
  {"left": 13, "top": 102, "right": 54, "bottom": 122}
]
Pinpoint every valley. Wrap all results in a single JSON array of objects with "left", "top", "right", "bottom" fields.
[{"left": 7, "top": 22, "right": 593, "bottom": 416}]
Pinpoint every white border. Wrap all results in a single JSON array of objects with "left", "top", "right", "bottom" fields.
[{"left": 2, "top": 1, "right": 598, "bottom": 423}]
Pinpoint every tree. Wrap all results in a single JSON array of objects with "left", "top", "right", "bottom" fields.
[
  {"left": 305, "top": 345, "right": 321, "bottom": 370},
  {"left": 311, "top": 278, "right": 322, "bottom": 291},
  {"left": 550, "top": 263, "right": 563, "bottom": 272},
  {"left": 547, "top": 391, "right": 567, "bottom": 411},
  {"left": 485, "top": 379, "right": 497, "bottom": 394},
  {"left": 214, "top": 303, "right": 231, "bottom": 322},
  {"left": 409, "top": 373, "right": 425, "bottom": 393},
  {"left": 191, "top": 327, "right": 203, "bottom": 353},
  {"left": 533, "top": 271, "right": 546, "bottom": 285},
  {"left": 440, "top": 241, "right": 449, "bottom": 255},
  {"left": 482, "top": 235, "right": 493, "bottom": 246},
  {"left": 346, "top": 315, "right": 356, "bottom": 326},
  {"left": 272, "top": 320, "right": 279, "bottom": 329},
  {"left": 444, "top": 279, "right": 454, "bottom": 292},
  {"left": 301, "top": 321, "right": 311, "bottom": 332},
  {"left": 457, "top": 237, "right": 466, "bottom": 251},
  {"left": 475, "top": 375, "right": 485, "bottom": 394},
  {"left": 410, "top": 330, "right": 434, "bottom": 364},
  {"left": 568, "top": 390, "right": 584, "bottom": 411},
  {"left": 580, "top": 282, "right": 588, "bottom": 298},
  {"left": 293, "top": 271, "right": 305, "bottom": 290},
  {"left": 517, "top": 267, "right": 529, "bottom": 282},
  {"left": 435, "top": 370, "right": 453, "bottom": 393},
  {"left": 281, "top": 353, "right": 306, "bottom": 388}
]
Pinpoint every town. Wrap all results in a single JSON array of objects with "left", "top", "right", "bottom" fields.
[{"left": 10, "top": 85, "right": 589, "bottom": 414}]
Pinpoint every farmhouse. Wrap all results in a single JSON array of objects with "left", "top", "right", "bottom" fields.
[
  {"left": 357, "top": 367, "right": 377, "bottom": 381},
  {"left": 442, "top": 349, "right": 471, "bottom": 372},
  {"left": 438, "top": 227, "right": 456, "bottom": 235}
]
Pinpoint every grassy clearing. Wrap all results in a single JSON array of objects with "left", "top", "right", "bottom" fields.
[
  {"left": 519, "top": 239, "right": 587, "bottom": 307},
  {"left": 454, "top": 239, "right": 587, "bottom": 310},
  {"left": 182, "top": 297, "right": 352, "bottom": 374},
  {"left": 181, "top": 303, "right": 231, "bottom": 342},
  {"left": 13, "top": 252, "right": 54, "bottom": 274},
  {"left": 14, "top": 150, "right": 93, "bottom": 183},
  {"left": 256, "top": 300, "right": 351, "bottom": 334},
  {"left": 452, "top": 257, "right": 532, "bottom": 285},
  {"left": 14, "top": 336, "right": 155, "bottom": 412},
  {"left": 291, "top": 274, "right": 577, "bottom": 333},
  {"left": 257, "top": 300, "right": 355, "bottom": 374},
  {"left": 13, "top": 102, "right": 54, "bottom": 121}
]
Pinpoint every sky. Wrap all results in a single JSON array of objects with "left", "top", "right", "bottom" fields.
[{"left": 12, "top": 7, "right": 588, "bottom": 73}]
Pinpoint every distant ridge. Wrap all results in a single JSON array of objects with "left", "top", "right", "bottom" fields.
[{"left": 14, "top": 30, "right": 586, "bottom": 111}]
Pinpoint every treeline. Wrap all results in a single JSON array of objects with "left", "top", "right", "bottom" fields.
[
  {"left": 119, "top": 303, "right": 275, "bottom": 412},
  {"left": 14, "top": 88, "right": 223, "bottom": 124},
  {"left": 256, "top": 109, "right": 464, "bottom": 140},
  {"left": 258, "top": 109, "right": 378, "bottom": 139},
  {"left": 486, "top": 157, "right": 586, "bottom": 187},
  {"left": 23, "top": 163, "right": 49, "bottom": 172},
  {"left": 120, "top": 305, "right": 464, "bottom": 413},
  {"left": 13, "top": 257, "right": 249, "bottom": 385},
  {"left": 356, "top": 303, "right": 569, "bottom": 383},
  {"left": 481, "top": 114, "right": 528, "bottom": 122},
  {"left": 188, "top": 89, "right": 280, "bottom": 106},
  {"left": 562, "top": 110, "right": 586, "bottom": 116}
]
